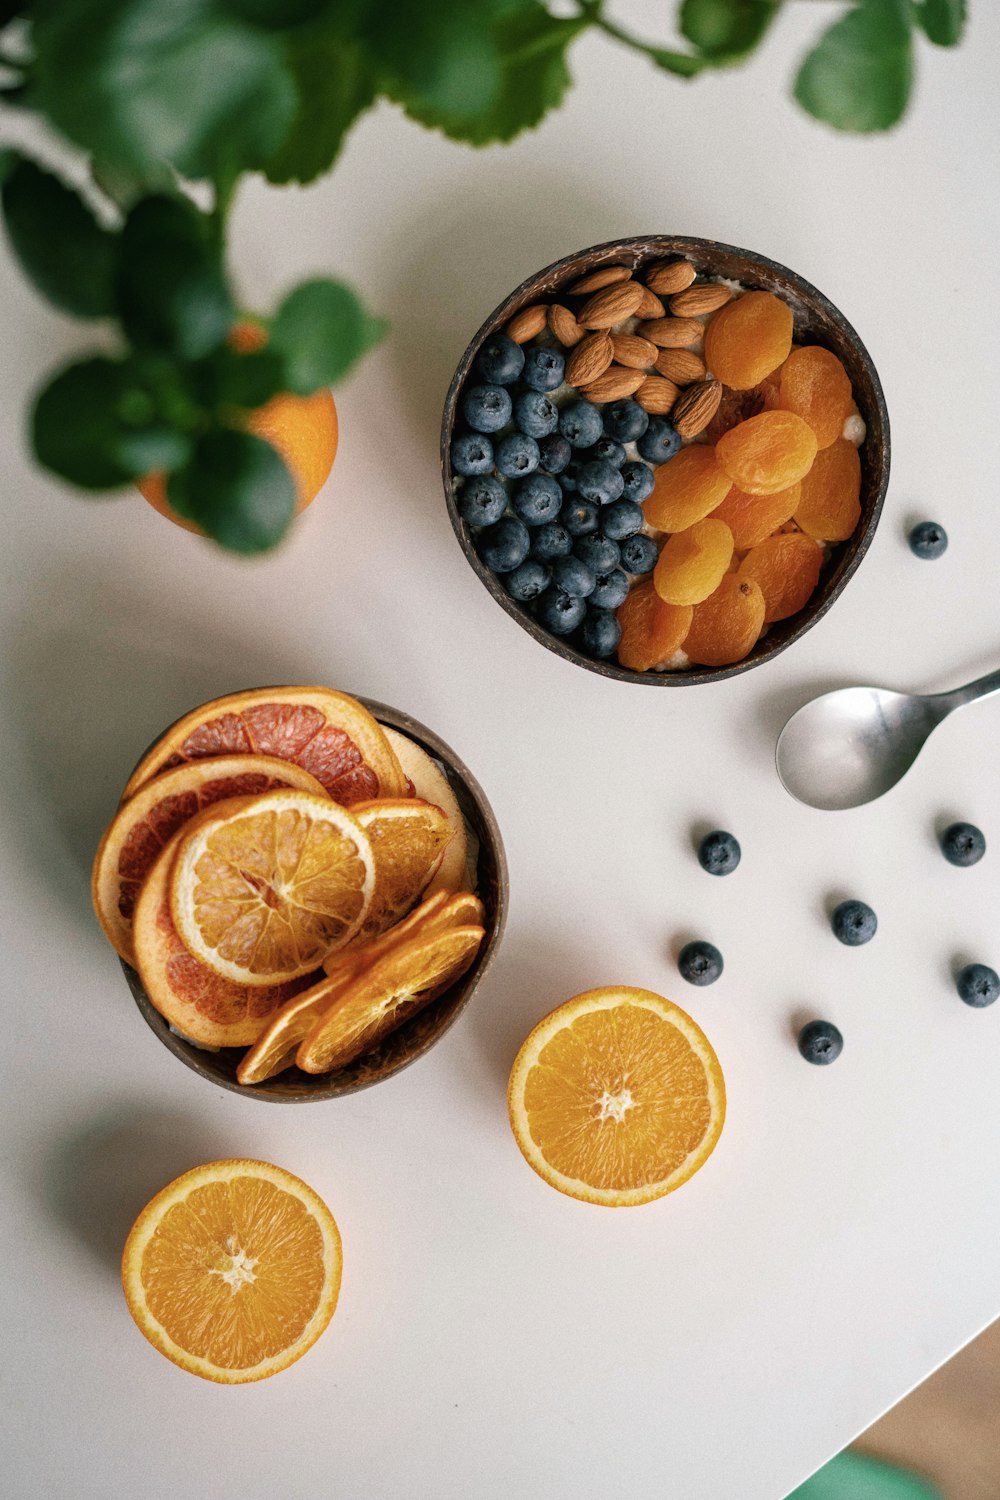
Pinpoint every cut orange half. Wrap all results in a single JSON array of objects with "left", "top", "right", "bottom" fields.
[
  {"left": 351, "top": 799, "right": 453, "bottom": 942},
  {"left": 121, "top": 1159, "right": 341, "bottom": 1383},
  {"left": 508, "top": 987, "right": 726, "bottom": 1208},
  {"left": 121, "top": 687, "right": 406, "bottom": 806},
  {"left": 382, "top": 727, "right": 469, "bottom": 894},
  {"left": 92, "top": 755, "right": 328, "bottom": 963}
]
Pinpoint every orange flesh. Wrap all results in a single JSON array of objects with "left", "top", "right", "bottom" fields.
[
  {"left": 616, "top": 582, "right": 692, "bottom": 671},
  {"left": 703, "top": 291, "right": 793, "bottom": 389},
  {"left": 653, "top": 518, "right": 734, "bottom": 607},
  {"left": 643, "top": 445, "right": 732, "bottom": 532},
  {"left": 778, "top": 345, "right": 853, "bottom": 448},
  {"left": 715, "top": 410, "right": 818, "bottom": 495},
  {"left": 794, "top": 438, "right": 862, "bottom": 541},
  {"left": 709, "top": 482, "right": 800, "bottom": 550}
]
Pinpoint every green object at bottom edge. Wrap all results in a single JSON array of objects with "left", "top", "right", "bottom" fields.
[{"left": 787, "top": 1449, "right": 943, "bottom": 1500}]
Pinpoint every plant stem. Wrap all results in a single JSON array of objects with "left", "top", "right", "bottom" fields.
[{"left": 577, "top": 1, "right": 708, "bottom": 75}]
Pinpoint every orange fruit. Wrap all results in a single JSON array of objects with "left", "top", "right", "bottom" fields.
[
  {"left": 138, "top": 321, "right": 338, "bottom": 534},
  {"left": 507, "top": 987, "right": 725, "bottom": 1207},
  {"left": 121, "top": 686, "right": 407, "bottom": 805},
  {"left": 92, "top": 754, "right": 327, "bottom": 963},
  {"left": 616, "top": 580, "right": 692, "bottom": 672},
  {"left": 121, "top": 1159, "right": 341, "bottom": 1383},
  {"left": 382, "top": 726, "right": 468, "bottom": 895},
  {"left": 643, "top": 445, "right": 732, "bottom": 533},
  {"left": 169, "top": 790, "right": 375, "bottom": 986},
  {"left": 351, "top": 799, "right": 454, "bottom": 942}
]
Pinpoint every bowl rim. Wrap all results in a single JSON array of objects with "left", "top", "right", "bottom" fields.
[{"left": 441, "top": 233, "right": 890, "bottom": 686}]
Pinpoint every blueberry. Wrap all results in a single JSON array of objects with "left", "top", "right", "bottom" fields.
[
  {"left": 536, "top": 587, "right": 587, "bottom": 636},
  {"left": 474, "top": 333, "right": 524, "bottom": 386},
  {"left": 550, "top": 555, "right": 596, "bottom": 598},
  {"left": 457, "top": 474, "right": 507, "bottom": 528},
  {"left": 956, "top": 963, "right": 1000, "bottom": 1008},
  {"left": 495, "top": 432, "right": 539, "bottom": 479},
  {"left": 559, "top": 461, "right": 581, "bottom": 493},
  {"left": 909, "top": 520, "right": 948, "bottom": 560},
  {"left": 522, "top": 344, "right": 565, "bottom": 393},
  {"left": 451, "top": 432, "right": 494, "bottom": 477},
  {"left": 603, "top": 398, "right": 649, "bottom": 444},
  {"left": 637, "top": 417, "right": 682, "bottom": 464},
  {"left": 831, "top": 899, "right": 877, "bottom": 946},
  {"left": 476, "top": 516, "right": 530, "bottom": 573},
  {"left": 581, "top": 609, "right": 622, "bottom": 659},
  {"left": 560, "top": 498, "right": 600, "bottom": 537},
  {"left": 537, "top": 433, "right": 572, "bottom": 475},
  {"left": 574, "top": 535, "right": 620, "bottom": 574},
  {"left": 698, "top": 830, "right": 741, "bottom": 876},
  {"left": 504, "top": 560, "right": 550, "bottom": 603},
  {"left": 678, "top": 940, "right": 723, "bottom": 987},
  {"left": 530, "top": 523, "right": 573, "bottom": 563},
  {"left": 601, "top": 499, "right": 644, "bottom": 541},
  {"left": 589, "top": 569, "right": 630, "bottom": 610},
  {"left": 588, "top": 437, "right": 626, "bottom": 469},
  {"left": 462, "top": 383, "right": 512, "bottom": 434},
  {"left": 559, "top": 399, "right": 603, "bottom": 449},
  {"left": 940, "top": 821, "right": 986, "bottom": 867},
  {"left": 577, "top": 460, "right": 625, "bottom": 506},
  {"left": 513, "top": 390, "right": 559, "bottom": 439},
  {"left": 620, "top": 460, "right": 655, "bottom": 503},
  {"left": 619, "top": 533, "right": 658, "bottom": 574},
  {"left": 512, "top": 472, "right": 562, "bottom": 526},
  {"left": 798, "top": 1019, "right": 843, "bottom": 1065}
]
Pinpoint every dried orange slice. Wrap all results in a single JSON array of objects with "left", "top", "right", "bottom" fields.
[
  {"left": 170, "top": 790, "right": 375, "bottom": 985},
  {"left": 383, "top": 727, "right": 468, "bottom": 894},
  {"left": 508, "top": 987, "right": 725, "bottom": 1207},
  {"left": 121, "top": 1159, "right": 341, "bottom": 1383},
  {"left": 351, "top": 799, "right": 453, "bottom": 942},
  {"left": 121, "top": 686, "right": 406, "bottom": 806},
  {"left": 92, "top": 755, "right": 328, "bottom": 963}
]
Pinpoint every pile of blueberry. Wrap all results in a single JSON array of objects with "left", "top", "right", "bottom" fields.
[{"left": 451, "top": 332, "right": 681, "bottom": 660}]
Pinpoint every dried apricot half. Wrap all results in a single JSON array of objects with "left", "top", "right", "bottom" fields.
[
  {"left": 709, "top": 483, "right": 800, "bottom": 550},
  {"left": 643, "top": 446, "right": 732, "bottom": 533},
  {"left": 715, "top": 410, "right": 818, "bottom": 496},
  {"left": 653, "top": 518, "right": 734, "bottom": 607},
  {"left": 794, "top": 438, "right": 862, "bottom": 541},
  {"left": 683, "top": 576, "right": 766, "bottom": 667},
  {"left": 703, "top": 291, "right": 793, "bottom": 390},
  {"left": 616, "top": 581, "right": 692, "bottom": 671},
  {"left": 778, "top": 345, "right": 853, "bottom": 448},
  {"left": 737, "top": 533, "right": 823, "bottom": 622}
]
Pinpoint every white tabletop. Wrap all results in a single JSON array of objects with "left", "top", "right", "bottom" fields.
[{"left": 3, "top": 7, "right": 999, "bottom": 1497}]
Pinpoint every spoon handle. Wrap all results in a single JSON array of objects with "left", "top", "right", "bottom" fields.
[{"left": 928, "top": 666, "right": 1000, "bottom": 714}]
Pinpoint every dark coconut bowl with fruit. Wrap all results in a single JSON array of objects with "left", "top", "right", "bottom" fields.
[{"left": 441, "top": 235, "right": 889, "bottom": 685}]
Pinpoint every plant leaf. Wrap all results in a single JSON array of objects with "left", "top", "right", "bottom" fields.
[
  {"left": 115, "top": 195, "right": 233, "bottom": 360},
  {"left": 207, "top": 346, "right": 287, "bottom": 411},
  {"left": 367, "top": 0, "right": 504, "bottom": 136},
  {"left": 679, "top": 0, "right": 780, "bottom": 61},
  {"left": 1, "top": 155, "right": 118, "bottom": 317},
  {"left": 914, "top": 0, "right": 965, "bottom": 45},
  {"left": 643, "top": 46, "right": 711, "bottom": 78},
  {"left": 794, "top": 0, "right": 913, "bottom": 133},
  {"left": 221, "top": 0, "right": 329, "bottom": 24},
  {"left": 166, "top": 429, "right": 296, "bottom": 553},
  {"left": 269, "top": 279, "right": 386, "bottom": 394},
  {"left": 264, "top": 25, "right": 377, "bottom": 183}
]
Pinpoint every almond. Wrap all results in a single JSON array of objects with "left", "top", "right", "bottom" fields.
[
  {"left": 654, "top": 348, "right": 707, "bottom": 385},
  {"left": 610, "top": 333, "right": 657, "bottom": 370},
  {"left": 634, "top": 376, "right": 679, "bottom": 415},
  {"left": 634, "top": 285, "right": 666, "bottom": 319},
  {"left": 548, "top": 303, "right": 584, "bottom": 347},
  {"left": 567, "top": 265, "right": 632, "bottom": 295},
  {"left": 565, "top": 331, "right": 614, "bottom": 387},
  {"left": 579, "top": 364, "right": 647, "bottom": 403},
  {"left": 505, "top": 304, "right": 548, "bottom": 344},
  {"left": 668, "top": 283, "right": 733, "bottom": 317},
  {"left": 672, "top": 379, "right": 723, "bottom": 438},
  {"left": 576, "top": 281, "right": 646, "bottom": 329},
  {"left": 644, "top": 260, "right": 696, "bottom": 296},
  {"left": 636, "top": 317, "right": 704, "bottom": 349}
]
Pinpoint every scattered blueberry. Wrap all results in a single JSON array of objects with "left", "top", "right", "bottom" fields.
[
  {"left": 637, "top": 417, "right": 682, "bottom": 464},
  {"left": 581, "top": 609, "right": 622, "bottom": 659},
  {"left": 589, "top": 569, "right": 630, "bottom": 610},
  {"left": 574, "top": 535, "right": 620, "bottom": 574},
  {"left": 600, "top": 499, "right": 644, "bottom": 541},
  {"left": 494, "top": 432, "right": 539, "bottom": 479},
  {"left": 577, "top": 460, "right": 625, "bottom": 506},
  {"left": 474, "top": 333, "right": 524, "bottom": 386},
  {"left": 619, "top": 533, "right": 658, "bottom": 575},
  {"left": 956, "top": 963, "right": 1000, "bottom": 1008},
  {"left": 512, "top": 472, "right": 562, "bottom": 526},
  {"left": 831, "top": 899, "right": 877, "bottom": 946},
  {"left": 530, "top": 523, "right": 573, "bottom": 563},
  {"left": 678, "top": 940, "right": 723, "bottom": 987},
  {"left": 514, "top": 390, "right": 559, "bottom": 439},
  {"left": 537, "top": 433, "right": 572, "bottom": 475},
  {"left": 588, "top": 437, "right": 626, "bottom": 469},
  {"left": 909, "top": 520, "right": 948, "bottom": 560},
  {"left": 550, "top": 555, "right": 596, "bottom": 598},
  {"left": 940, "top": 821, "right": 986, "bottom": 867},
  {"left": 504, "top": 560, "right": 550, "bottom": 603},
  {"left": 558, "top": 461, "right": 581, "bottom": 493},
  {"left": 560, "top": 498, "right": 600, "bottom": 537},
  {"left": 603, "top": 398, "right": 649, "bottom": 444},
  {"left": 620, "top": 460, "right": 655, "bottom": 503},
  {"left": 462, "top": 383, "right": 512, "bottom": 434},
  {"left": 698, "top": 830, "right": 741, "bottom": 877},
  {"left": 798, "top": 1020, "right": 843, "bottom": 1065},
  {"left": 451, "top": 432, "right": 494, "bottom": 477},
  {"left": 522, "top": 344, "right": 566, "bottom": 393},
  {"left": 457, "top": 474, "right": 507, "bottom": 528},
  {"left": 476, "top": 516, "right": 530, "bottom": 573},
  {"left": 536, "top": 587, "right": 587, "bottom": 636},
  {"left": 559, "top": 399, "right": 603, "bottom": 449}
]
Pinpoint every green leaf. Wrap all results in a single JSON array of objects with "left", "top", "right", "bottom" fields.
[
  {"left": 221, "top": 0, "right": 330, "bottom": 25},
  {"left": 914, "top": 0, "right": 965, "bottom": 45},
  {"left": 368, "top": 0, "right": 503, "bottom": 135},
  {"left": 680, "top": 0, "right": 779, "bottom": 61},
  {"left": 269, "top": 279, "right": 386, "bottom": 394},
  {"left": 166, "top": 429, "right": 296, "bottom": 553},
  {"left": 794, "top": 0, "right": 913, "bottom": 133},
  {"left": 1, "top": 155, "right": 118, "bottom": 317},
  {"left": 206, "top": 345, "right": 286, "bottom": 411},
  {"left": 643, "top": 46, "right": 711, "bottom": 78},
  {"left": 115, "top": 195, "right": 233, "bottom": 360},
  {"left": 264, "top": 25, "right": 377, "bottom": 183}
]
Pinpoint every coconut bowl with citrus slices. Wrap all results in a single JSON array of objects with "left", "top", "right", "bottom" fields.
[{"left": 92, "top": 686, "right": 507, "bottom": 1100}]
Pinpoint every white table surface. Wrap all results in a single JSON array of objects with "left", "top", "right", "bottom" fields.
[{"left": 2, "top": 7, "right": 999, "bottom": 1497}]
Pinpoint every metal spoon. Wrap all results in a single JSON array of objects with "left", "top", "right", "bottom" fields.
[{"left": 776, "top": 666, "right": 1000, "bottom": 810}]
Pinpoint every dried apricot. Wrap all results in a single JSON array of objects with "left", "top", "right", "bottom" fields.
[
  {"left": 709, "top": 482, "right": 800, "bottom": 549},
  {"left": 794, "top": 438, "right": 861, "bottom": 541},
  {"left": 715, "top": 410, "right": 818, "bottom": 495},
  {"left": 643, "top": 446, "right": 732, "bottom": 533},
  {"left": 653, "top": 518, "right": 734, "bottom": 607},
  {"left": 684, "top": 576, "right": 766, "bottom": 667},
  {"left": 737, "top": 533, "right": 823, "bottom": 622},
  {"left": 704, "top": 377, "right": 777, "bottom": 444},
  {"left": 778, "top": 345, "right": 853, "bottom": 448},
  {"left": 616, "top": 581, "right": 692, "bottom": 671},
  {"left": 703, "top": 291, "right": 793, "bottom": 390}
]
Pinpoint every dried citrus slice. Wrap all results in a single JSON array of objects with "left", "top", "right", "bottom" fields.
[
  {"left": 121, "top": 1159, "right": 341, "bottom": 1383},
  {"left": 507, "top": 987, "right": 725, "bottom": 1207},
  {"left": 351, "top": 799, "right": 453, "bottom": 942},
  {"left": 92, "top": 755, "right": 328, "bottom": 963},
  {"left": 121, "top": 686, "right": 406, "bottom": 805},
  {"left": 170, "top": 790, "right": 375, "bottom": 985},
  {"left": 382, "top": 726, "right": 468, "bottom": 895}
]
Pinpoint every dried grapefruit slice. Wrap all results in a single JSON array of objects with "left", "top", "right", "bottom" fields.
[
  {"left": 382, "top": 727, "right": 469, "bottom": 895},
  {"left": 121, "top": 1159, "right": 341, "bottom": 1383},
  {"left": 92, "top": 755, "right": 328, "bottom": 963},
  {"left": 351, "top": 799, "right": 453, "bottom": 942},
  {"left": 508, "top": 987, "right": 725, "bottom": 1207},
  {"left": 121, "top": 687, "right": 406, "bottom": 806}
]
